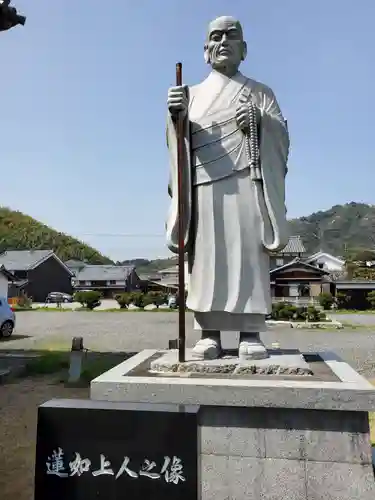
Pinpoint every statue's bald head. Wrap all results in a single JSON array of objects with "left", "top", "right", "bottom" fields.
[
  {"left": 206, "top": 16, "right": 244, "bottom": 42},
  {"left": 204, "top": 16, "right": 247, "bottom": 76}
]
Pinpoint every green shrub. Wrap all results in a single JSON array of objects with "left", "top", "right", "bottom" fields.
[
  {"left": 271, "top": 302, "right": 296, "bottom": 320},
  {"left": 129, "top": 292, "right": 151, "bottom": 309},
  {"left": 146, "top": 291, "right": 168, "bottom": 308},
  {"left": 336, "top": 292, "right": 350, "bottom": 309},
  {"left": 17, "top": 292, "right": 32, "bottom": 309},
  {"left": 279, "top": 304, "right": 297, "bottom": 320},
  {"left": 318, "top": 292, "right": 334, "bottom": 310},
  {"left": 114, "top": 293, "right": 132, "bottom": 309},
  {"left": 306, "top": 305, "right": 321, "bottom": 322},
  {"left": 74, "top": 291, "right": 101, "bottom": 310},
  {"left": 271, "top": 303, "right": 324, "bottom": 322},
  {"left": 367, "top": 291, "right": 375, "bottom": 309},
  {"left": 294, "top": 306, "right": 307, "bottom": 321},
  {"left": 271, "top": 302, "right": 285, "bottom": 320}
]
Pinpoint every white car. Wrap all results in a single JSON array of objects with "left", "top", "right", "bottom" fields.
[{"left": 0, "top": 297, "right": 15, "bottom": 338}]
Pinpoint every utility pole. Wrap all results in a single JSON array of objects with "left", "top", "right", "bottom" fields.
[{"left": 0, "top": 0, "right": 25, "bottom": 32}]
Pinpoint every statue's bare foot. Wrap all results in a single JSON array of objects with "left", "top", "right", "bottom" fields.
[
  {"left": 192, "top": 331, "right": 221, "bottom": 360},
  {"left": 239, "top": 332, "right": 268, "bottom": 361}
]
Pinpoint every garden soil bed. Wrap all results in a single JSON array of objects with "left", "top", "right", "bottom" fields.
[{"left": 0, "top": 376, "right": 88, "bottom": 500}]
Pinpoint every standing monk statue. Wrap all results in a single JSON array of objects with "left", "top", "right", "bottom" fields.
[{"left": 166, "top": 16, "right": 290, "bottom": 361}]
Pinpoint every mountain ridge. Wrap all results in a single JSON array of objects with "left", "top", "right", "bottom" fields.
[
  {"left": 1, "top": 202, "right": 374, "bottom": 271},
  {"left": 133, "top": 202, "right": 375, "bottom": 272}
]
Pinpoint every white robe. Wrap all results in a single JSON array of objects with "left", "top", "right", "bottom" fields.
[{"left": 166, "top": 70, "right": 290, "bottom": 332}]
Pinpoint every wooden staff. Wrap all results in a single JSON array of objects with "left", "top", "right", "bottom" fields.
[{"left": 176, "top": 62, "right": 186, "bottom": 363}]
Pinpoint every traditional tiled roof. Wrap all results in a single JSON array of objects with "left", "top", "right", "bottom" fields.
[
  {"left": 280, "top": 236, "right": 306, "bottom": 254},
  {"left": 270, "top": 258, "right": 329, "bottom": 275},
  {"left": 0, "top": 249, "right": 74, "bottom": 275},
  {"left": 74, "top": 265, "right": 135, "bottom": 281},
  {"left": 0, "top": 250, "right": 55, "bottom": 271}
]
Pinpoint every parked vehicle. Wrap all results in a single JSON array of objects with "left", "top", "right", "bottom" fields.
[
  {"left": 46, "top": 292, "right": 73, "bottom": 304},
  {"left": 0, "top": 297, "right": 15, "bottom": 338},
  {"left": 168, "top": 294, "right": 177, "bottom": 309}
]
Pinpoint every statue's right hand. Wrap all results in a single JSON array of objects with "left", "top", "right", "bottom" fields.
[{"left": 168, "top": 86, "right": 188, "bottom": 118}]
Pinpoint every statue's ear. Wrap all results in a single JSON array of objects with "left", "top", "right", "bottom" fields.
[
  {"left": 241, "top": 41, "right": 248, "bottom": 61},
  {"left": 204, "top": 44, "right": 210, "bottom": 64}
]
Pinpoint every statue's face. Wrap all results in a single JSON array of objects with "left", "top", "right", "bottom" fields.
[{"left": 204, "top": 17, "right": 246, "bottom": 74}]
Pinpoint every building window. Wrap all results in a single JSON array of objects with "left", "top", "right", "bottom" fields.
[
  {"left": 91, "top": 281, "right": 106, "bottom": 287},
  {"left": 109, "top": 280, "right": 116, "bottom": 285},
  {"left": 79, "top": 281, "right": 86, "bottom": 286},
  {"left": 276, "top": 258, "right": 284, "bottom": 267}
]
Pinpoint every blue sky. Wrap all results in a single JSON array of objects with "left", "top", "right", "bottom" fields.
[{"left": 1, "top": 0, "right": 374, "bottom": 261}]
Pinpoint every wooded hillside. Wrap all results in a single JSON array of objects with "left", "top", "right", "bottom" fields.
[
  {"left": 0, "top": 207, "right": 113, "bottom": 264},
  {"left": 1, "top": 202, "right": 375, "bottom": 271}
]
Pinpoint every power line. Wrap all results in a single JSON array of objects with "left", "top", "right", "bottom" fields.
[{"left": 73, "top": 233, "right": 165, "bottom": 238}]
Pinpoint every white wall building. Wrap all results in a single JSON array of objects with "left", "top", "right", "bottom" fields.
[
  {"left": 0, "top": 266, "right": 15, "bottom": 299},
  {"left": 157, "top": 261, "right": 190, "bottom": 289},
  {"left": 305, "top": 251, "right": 345, "bottom": 272}
]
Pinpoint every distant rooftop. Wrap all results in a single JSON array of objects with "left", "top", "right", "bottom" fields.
[
  {"left": 280, "top": 235, "right": 306, "bottom": 254},
  {"left": 65, "top": 259, "right": 87, "bottom": 268},
  {"left": 75, "top": 265, "right": 135, "bottom": 281},
  {"left": 0, "top": 250, "right": 54, "bottom": 271}
]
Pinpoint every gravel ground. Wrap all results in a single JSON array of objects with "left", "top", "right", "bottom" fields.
[
  {"left": 330, "top": 313, "right": 375, "bottom": 326},
  {"left": 0, "top": 311, "right": 374, "bottom": 378},
  {"left": 0, "top": 377, "right": 88, "bottom": 500}
]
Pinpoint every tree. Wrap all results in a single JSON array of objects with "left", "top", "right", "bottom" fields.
[
  {"left": 0, "top": 207, "right": 113, "bottom": 264},
  {"left": 344, "top": 260, "right": 357, "bottom": 280},
  {"left": 352, "top": 249, "right": 375, "bottom": 264},
  {"left": 352, "top": 267, "right": 375, "bottom": 281},
  {"left": 344, "top": 248, "right": 375, "bottom": 281},
  {"left": 74, "top": 291, "right": 101, "bottom": 310}
]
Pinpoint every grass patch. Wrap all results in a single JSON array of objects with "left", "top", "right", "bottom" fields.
[
  {"left": 93, "top": 307, "right": 177, "bottom": 312},
  {"left": 339, "top": 322, "right": 374, "bottom": 330},
  {"left": 22, "top": 350, "right": 124, "bottom": 387},
  {"left": 25, "top": 352, "right": 69, "bottom": 375},
  {"left": 332, "top": 310, "right": 375, "bottom": 314},
  {"left": 32, "top": 306, "right": 72, "bottom": 312},
  {"left": 16, "top": 306, "right": 182, "bottom": 313}
]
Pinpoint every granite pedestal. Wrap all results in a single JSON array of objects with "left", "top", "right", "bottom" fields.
[
  {"left": 91, "top": 349, "right": 375, "bottom": 500},
  {"left": 149, "top": 348, "right": 313, "bottom": 376},
  {"left": 35, "top": 399, "right": 199, "bottom": 500}
]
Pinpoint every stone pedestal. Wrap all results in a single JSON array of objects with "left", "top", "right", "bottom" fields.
[{"left": 91, "top": 349, "right": 375, "bottom": 500}]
